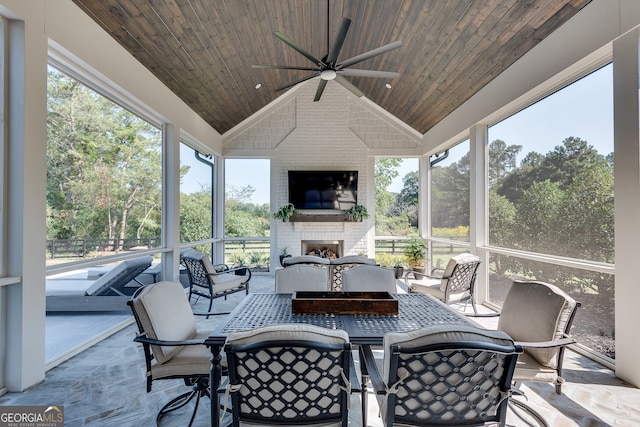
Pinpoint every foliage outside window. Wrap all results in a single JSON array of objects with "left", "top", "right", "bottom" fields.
[
  {"left": 180, "top": 142, "right": 213, "bottom": 255},
  {"left": 374, "top": 158, "right": 419, "bottom": 267},
  {"left": 374, "top": 158, "right": 418, "bottom": 236},
  {"left": 487, "top": 64, "right": 614, "bottom": 358},
  {"left": 430, "top": 140, "right": 470, "bottom": 243},
  {"left": 224, "top": 159, "right": 270, "bottom": 270},
  {"left": 46, "top": 66, "right": 162, "bottom": 264}
]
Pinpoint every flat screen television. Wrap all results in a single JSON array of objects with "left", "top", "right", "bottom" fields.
[{"left": 288, "top": 170, "right": 358, "bottom": 210}]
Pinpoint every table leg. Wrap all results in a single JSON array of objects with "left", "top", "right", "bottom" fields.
[
  {"left": 358, "top": 346, "right": 369, "bottom": 427},
  {"left": 210, "top": 344, "right": 223, "bottom": 427}
]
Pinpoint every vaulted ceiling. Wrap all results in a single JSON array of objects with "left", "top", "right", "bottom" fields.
[{"left": 72, "top": 0, "right": 592, "bottom": 135}]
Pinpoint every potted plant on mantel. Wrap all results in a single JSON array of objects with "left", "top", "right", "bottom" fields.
[
  {"left": 273, "top": 203, "right": 300, "bottom": 222},
  {"left": 404, "top": 235, "right": 427, "bottom": 274},
  {"left": 344, "top": 205, "right": 369, "bottom": 222}
]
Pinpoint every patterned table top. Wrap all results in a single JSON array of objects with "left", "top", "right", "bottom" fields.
[{"left": 207, "top": 293, "right": 475, "bottom": 346}]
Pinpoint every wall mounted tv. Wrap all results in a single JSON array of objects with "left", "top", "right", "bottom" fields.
[{"left": 288, "top": 171, "right": 358, "bottom": 210}]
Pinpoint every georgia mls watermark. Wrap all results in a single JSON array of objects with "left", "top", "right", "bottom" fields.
[{"left": 0, "top": 406, "right": 64, "bottom": 427}]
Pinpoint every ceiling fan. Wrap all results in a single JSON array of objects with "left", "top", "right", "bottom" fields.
[{"left": 252, "top": 16, "right": 402, "bottom": 102}]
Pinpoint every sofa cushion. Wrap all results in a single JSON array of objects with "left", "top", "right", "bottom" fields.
[
  {"left": 282, "top": 255, "right": 330, "bottom": 266},
  {"left": 275, "top": 264, "right": 331, "bottom": 293}
]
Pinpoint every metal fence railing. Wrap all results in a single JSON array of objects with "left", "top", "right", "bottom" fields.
[{"left": 47, "top": 237, "right": 161, "bottom": 259}]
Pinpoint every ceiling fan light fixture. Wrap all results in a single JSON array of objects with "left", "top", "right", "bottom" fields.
[
  {"left": 320, "top": 70, "right": 337, "bottom": 81},
  {"left": 385, "top": 83, "right": 392, "bottom": 89}
]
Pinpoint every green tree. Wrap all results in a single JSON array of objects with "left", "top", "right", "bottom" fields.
[
  {"left": 180, "top": 186, "right": 213, "bottom": 243},
  {"left": 47, "top": 67, "right": 162, "bottom": 251},
  {"left": 489, "top": 139, "right": 522, "bottom": 188},
  {"left": 224, "top": 184, "right": 270, "bottom": 237},
  {"left": 374, "top": 158, "right": 402, "bottom": 234}
]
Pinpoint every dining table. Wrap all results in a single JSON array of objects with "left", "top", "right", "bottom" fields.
[{"left": 204, "top": 292, "right": 477, "bottom": 427}]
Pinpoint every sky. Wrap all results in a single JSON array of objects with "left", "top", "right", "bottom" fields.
[{"left": 181, "top": 63, "right": 612, "bottom": 205}]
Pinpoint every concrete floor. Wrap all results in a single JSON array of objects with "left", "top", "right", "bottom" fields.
[{"left": 2, "top": 274, "right": 639, "bottom": 426}]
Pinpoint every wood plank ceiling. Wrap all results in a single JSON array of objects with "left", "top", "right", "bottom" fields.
[{"left": 71, "top": 0, "right": 592, "bottom": 135}]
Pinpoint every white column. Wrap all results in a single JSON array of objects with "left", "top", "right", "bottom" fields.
[
  {"left": 163, "top": 123, "right": 181, "bottom": 281},
  {"left": 613, "top": 26, "right": 640, "bottom": 387},
  {"left": 5, "top": 6, "right": 48, "bottom": 390},
  {"left": 469, "top": 124, "right": 488, "bottom": 304}
]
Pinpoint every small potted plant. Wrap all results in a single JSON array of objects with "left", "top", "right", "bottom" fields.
[
  {"left": 273, "top": 203, "right": 300, "bottom": 222},
  {"left": 391, "top": 256, "right": 408, "bottom": 279},
  {"left": 279, "top": 247, "right": 291, "bottom": 267},
  {"left": 404, "top": 235, "right": 427, "bottom": 274},
  {"left": 344, "top": 205, "right": 369, "bottom": 222}
]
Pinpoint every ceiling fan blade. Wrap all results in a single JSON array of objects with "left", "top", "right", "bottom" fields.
[
  {"left": 252, "top": 64, "right": 320, "bottom": 71},
  {"left": 337, "top": 40, "right": 403, "bottom": 69},
  {"left": 313, "top": 79, "right": 328, "bottom": 102},
  {"left": 276, "top": 73, "right": 320, "bottom": 92},
  {"left": 339, "top": 69, "right": 400, "bottom": 79},
  {"left": 335, "top": 75, "right": 364, "bottom": 98},
  {"left": 273, "top": 31, "right": 326, "bottom": 67},
  {"left": 326, "top": 18, "right": 351, "bottom": 65}
]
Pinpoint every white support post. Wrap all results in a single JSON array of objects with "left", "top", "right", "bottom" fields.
[
  {"left": 469, "top": 124, "right": 488, "bottom": 305},
  {"left": 613, "top": 27, "right": 640, "bottom": 387}
]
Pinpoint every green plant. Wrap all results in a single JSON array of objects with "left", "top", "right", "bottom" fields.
[
  {"left": 344, "top": 205, "right": 370, "bottom": 221},
  {"left": 376, "top": 252, "right": 394, "bottom": 267},
  {"left": 228, "top": 251, "right": 246, "bottom": 267},
  {"left": 248, "top": 252, "right": 263, "bottom": 266},
  {"left": 403, "top": 235, "right": 426, "bottom": 269},
  {"left": 279, "top": 246, "right": 289, "bottom": 255},
  {"left": 273, "top": 203, "right": 300, "bottom": 221},
  {"left": 392, "top": 256, "right": 408, "bottom": 268}
]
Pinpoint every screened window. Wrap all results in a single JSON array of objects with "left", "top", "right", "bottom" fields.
[
  {"left": 430, "top": 140, "right": 470, "bottom": 243},
  {"left": 487, "top": 64, "right": 613, "bottom": 263},
  {"left": 180, "top": 142, "right": 214, "bottom": 255},
  {"left": 373, "top": 158, "right": 419, "bottom": 269},
  {"left": 224, "top": 159, "right": 270, "bottom": 269},
  {"left": 487, "top": 64, "right": 614, "bottom": 359},
  {"left": 46, "top": 66, "right": 162, "bottom": 265}
]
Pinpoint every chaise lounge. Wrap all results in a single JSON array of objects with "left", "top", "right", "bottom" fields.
[{"left": 46, "top": 256, "right": 154, "bottom": 312}]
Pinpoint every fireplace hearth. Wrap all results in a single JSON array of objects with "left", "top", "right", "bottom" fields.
[{"left": 301, "top": 240, "right": 344, "bottom": 259}]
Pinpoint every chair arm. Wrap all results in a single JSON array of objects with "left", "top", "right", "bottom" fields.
[
  {"left": 403, "top": 269, "right": 442, "bottom": 281},
  {"left": 515, "top": 336, "right": 576, "bottom": 349},
  {"left": 348, "top": 352, "right": 362, "bottom": 393},
  {"left": 192, "top": 310, "right": 230, "bottom": 317},
  {"left": 133, "top": 334, "right": 206, "bottom": 347},
  {"left": 360, "top": 345, "right": 387, "bottom": 394},
  {"left": 430, "top": 267, "right": 445, "bottom": 278}
]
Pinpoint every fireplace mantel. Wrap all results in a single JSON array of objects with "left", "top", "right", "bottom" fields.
[{"left": 289, "top": 213, "right": 355, "bottom": 222}]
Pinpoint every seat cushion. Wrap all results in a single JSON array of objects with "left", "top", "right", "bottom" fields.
[
  {"left": 409, "top": 280, "right": 445, "bottom": 300},
  {"left": 131, "top": 281, "right": 197, "bottom": 365},
  {"left": 150, "top": 330, "right": 217, "bottom": 379},
  {"left": 211, "top": 271, "right": 249, "bottom": 291},
  {"left": 511, "top": 351, "right": 559, "bottom": 384},
  {"left": 498, "top": 280, "right": 577, "bottom": 369}
]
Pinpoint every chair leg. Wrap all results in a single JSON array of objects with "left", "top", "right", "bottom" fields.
[
  {"left": 157, "top": 378, "right": 209, "bottom": 427},
  {"left": 509, "top": 398, "right": 548, "bottom": 427}
]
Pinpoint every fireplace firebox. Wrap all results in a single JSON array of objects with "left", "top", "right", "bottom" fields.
[{"left": 301, "top": 240, "right": 344, "bottom": 259}]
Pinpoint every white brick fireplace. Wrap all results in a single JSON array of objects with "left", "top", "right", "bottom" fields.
[{"left": 222, "top": 81, "right": 422, "bottom": 269}]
